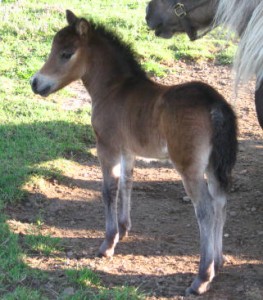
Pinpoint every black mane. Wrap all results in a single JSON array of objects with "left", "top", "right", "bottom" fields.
[{"left": 89, "top": 20, "right": 147, "bottom": 79}]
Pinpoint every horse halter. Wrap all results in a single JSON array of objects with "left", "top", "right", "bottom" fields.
[{"left": 172, "top": 0, "right": 213, "bottom": 41}]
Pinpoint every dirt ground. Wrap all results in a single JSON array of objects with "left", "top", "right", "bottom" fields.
[{"left": 7, "top": 61, "right": 263, "bottom": 299}]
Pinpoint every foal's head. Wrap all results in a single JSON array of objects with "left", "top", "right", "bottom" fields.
[{"left": 31, "top": 10, "right": 89, "bottom": 97}]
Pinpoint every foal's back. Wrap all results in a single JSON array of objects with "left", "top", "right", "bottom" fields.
[{"left": 100, "top": 79, "right": 230, "bottom": 164}]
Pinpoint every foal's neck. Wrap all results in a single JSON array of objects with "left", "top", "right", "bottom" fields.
[{"left": 81, "top": 25, "right": 147, "bottom": 101}]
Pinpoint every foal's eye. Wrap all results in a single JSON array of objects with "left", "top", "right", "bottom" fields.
[{"left": 60, "top": 51, "right": 73, "bottom": 60}]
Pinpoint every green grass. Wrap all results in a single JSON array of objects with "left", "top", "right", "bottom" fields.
[
  {"left": 0, "top": 99, "right": 93, "bottom": 203},
  {"left": 0, "top": 0, "right": 237, "bottom": 298},
  {"left": 24, "top": 234, "right": 61, "bottom": 256},
  {"left": 0, "top": 0, "right": 236, "bottom": 81},
  {"left": 66, "top": 268, "right": 101, "bottom": 287},
  {"left": 65, "top": 268, "right": 144, "bottom": 300},
  {"left": 3, "top": 287, "right": 45, "bottom": 300}
]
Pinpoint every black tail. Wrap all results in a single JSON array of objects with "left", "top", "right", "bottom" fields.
[{"left": 209, "top": 91, "right": 238, "bottom": 191}]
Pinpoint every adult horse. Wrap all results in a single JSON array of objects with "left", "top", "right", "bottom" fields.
[
  {"left": 146, "top": 0, "right": 263, "bottom": 128},
  {"left": 31, "top": 10, "right": 237, "bottom": 295}
]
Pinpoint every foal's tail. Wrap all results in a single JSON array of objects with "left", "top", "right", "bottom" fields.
[{"left": 208, "top": 87, "right": 238, "bottom": 191}]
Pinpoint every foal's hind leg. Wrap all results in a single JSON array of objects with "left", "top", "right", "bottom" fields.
[
  {"left": 180, "top": 173, "right": 216, "bottom": 295},
  {"left": 206, "top": 167, "right": 227, "bottom": 273},
  {"left": 118, "top": 153, "right": 135, "bottom": 240}
]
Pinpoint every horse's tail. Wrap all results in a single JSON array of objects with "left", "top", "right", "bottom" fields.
[
  {"left": 234, "top": 2, "right": 263, "bottom": 88},
  {"left": 215, "top": 0, "right": 261, "bottom": 35},
  {"left": 209, "top": 88, "right": 238, "bottom": 191},
  {"left": 215, "top": 0, "right": 263, "bottom": 88}
]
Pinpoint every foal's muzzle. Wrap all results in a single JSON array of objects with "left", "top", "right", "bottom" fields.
[
  {"left": 30, "top": 74, "right": 55, "bottom": 97},
  {"left": 31, "top": 77, "right": 39, "bottom": 93}
]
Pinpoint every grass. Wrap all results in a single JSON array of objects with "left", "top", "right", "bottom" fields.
[
  {"left": 65, "top": 268, "right": 145, "bottom": 300},
  {"left": 0, "top": 99, "right": 93, "bottom": 203},
  {"left": 0, "top": 0, "right": 237, "bottom": 298},
  {"left": 4, "top": 287, "right": 45, "bottom": 300},
  {"left": 24, "top": 234, "right": 61, "bottom": 256}
]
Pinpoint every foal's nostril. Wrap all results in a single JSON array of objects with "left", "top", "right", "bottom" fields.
[
  {"left": 31, "top": 77, "right": 37, "bottom": 89},
  {"left": 31, "top": 77, "right": 38, "bottom": 92}
]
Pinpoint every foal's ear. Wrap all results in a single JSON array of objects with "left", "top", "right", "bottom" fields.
[
  {"left": 76, "top": 19, "right": 89, "bottom": 37},
  {"left": 66, "top": 10, "right": 78, "bottom": 25}
]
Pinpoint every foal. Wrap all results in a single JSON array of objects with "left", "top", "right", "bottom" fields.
[{"left": 31, "top": 10, "right": 237, "bottom": 295}]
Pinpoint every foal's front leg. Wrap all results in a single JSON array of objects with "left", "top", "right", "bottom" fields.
[{"left": 98, "top": 152, "right": 121, "bottom": 257}]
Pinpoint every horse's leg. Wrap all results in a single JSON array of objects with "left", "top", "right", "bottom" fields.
[
  {"left": 118, "top": 153, "right": 135, "bottom": 240},
  {"left": 181, "top": 173, "right": 216, "bottom": 295},
  {"left": 206, "top": 168, "right": 227, "bottom": 274},
  {"left": 255, "top": 79, "right": 263, "bottom": 129},
  {"left": 97, "top": 144, "right": 121, "bottom": 257}
]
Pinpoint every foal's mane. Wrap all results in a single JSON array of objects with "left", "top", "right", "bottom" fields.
[{"left": 89, "top": 20, "right": 147, "bottom": 79}]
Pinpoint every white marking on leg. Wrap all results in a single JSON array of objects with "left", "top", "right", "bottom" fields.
[
  {"left": 113, "top": 232, "right": 119, "bottom": 246},
  {"left": 207, "top": 168, "right": 227, "bottom": 271},
  {"left": 112, "top": 163, "right": 121, "bottom": 178},
  {"left": 119, "top": 156, "right": 128, "bottom": 223}
]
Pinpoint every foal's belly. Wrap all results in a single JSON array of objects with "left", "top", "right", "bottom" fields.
[{"left": 129, "top": 139, "right": 169, "bottom": 160}]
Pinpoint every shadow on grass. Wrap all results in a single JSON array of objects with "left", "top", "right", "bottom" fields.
[{"left": 0, "top": 120, "right": 95, "bottom": 204}]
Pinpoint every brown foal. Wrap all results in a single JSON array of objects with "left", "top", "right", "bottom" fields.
[{"left": 31, "top": 10, "right": 237, "bottom": 295}]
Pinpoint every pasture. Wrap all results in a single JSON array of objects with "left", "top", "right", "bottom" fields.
[{"left": 0, "top": 0, "right": 262, "bottom": 299}]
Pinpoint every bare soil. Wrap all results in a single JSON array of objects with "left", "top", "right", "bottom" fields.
[{"left": 7, "top": 62, "right": 263, "bottom": 299}]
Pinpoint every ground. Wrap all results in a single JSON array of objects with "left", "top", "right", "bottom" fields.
[{"left": 6, "top": 61, "right": 263, "bottom": 299}]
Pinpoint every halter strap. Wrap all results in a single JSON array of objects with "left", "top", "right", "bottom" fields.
[{"left": 172, "top": 0, "right": 213, "bottom": 41}]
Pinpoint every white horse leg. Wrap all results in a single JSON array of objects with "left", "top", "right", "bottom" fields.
[
  {"left": 118, "top": 153, "right": 135, "bottom": 239},
  {"left": 182, "top": 175, "right": 216, "bottom": 295}
]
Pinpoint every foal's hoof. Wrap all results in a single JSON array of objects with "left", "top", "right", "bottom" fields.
[
  {"left": 185, "top": 287, "right": 199, "bottom": 296},
  {"left": 185, "top": 278, "right": 211, "bottom": 296},
  {"left": 215, "top": 255, "right": 227, "bottom": 274},
  {"left": 119, "top": 229, "right": 129, "bottom": 240},
  {"left": 98, "top": 236, "right": 119, "bottom": 258},
  {"left": 118, "top": 223, "right": 130, "bottom": 240},
  {"left": 98, "top": 245, "right": 115, "bottom": 258},
  {"left": 98, "top": 247, "right": 115, "bottom": 258}
]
